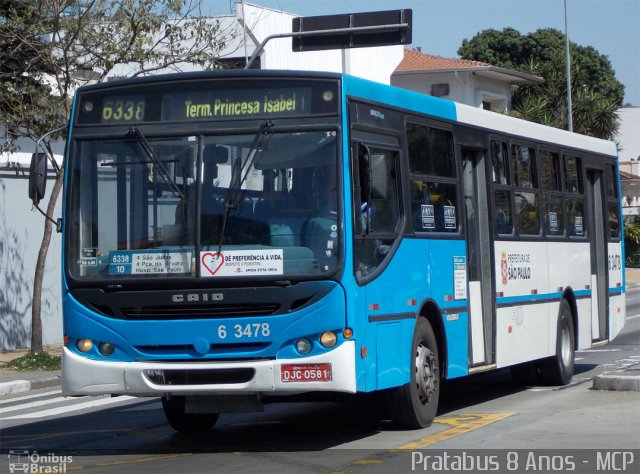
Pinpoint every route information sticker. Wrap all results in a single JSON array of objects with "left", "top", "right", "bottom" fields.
[
  {"left": 108, "top": 249, "right": 192, "bottom": 275},
  {"left": 453, "top": 256, "right": 467, "bottom": 300},
  {"left": 200, "top": 249, "right": 284, "bottom": 277}
]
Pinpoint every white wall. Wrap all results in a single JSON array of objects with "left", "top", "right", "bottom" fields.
[
  {"left": 391, "top": 70, "right": 513, "bottom": 111},
  {"left": 617, "top": 107, "right": 640, "bottom": 162},
  {"left": 0, "top": 171, "right": 63, "bottom": 350}
]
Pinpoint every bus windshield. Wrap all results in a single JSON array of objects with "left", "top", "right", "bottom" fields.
[{"left": 67, "top": 129, "right": 340, "bottom": 281}]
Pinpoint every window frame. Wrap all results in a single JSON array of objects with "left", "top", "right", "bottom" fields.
[{"left": 405, "top": 120, "right": 461, "bottom": 236}]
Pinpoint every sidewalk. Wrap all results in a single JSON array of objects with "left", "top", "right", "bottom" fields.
[{"left": 0, "top": 345, "right": 62, "bottom": 396}]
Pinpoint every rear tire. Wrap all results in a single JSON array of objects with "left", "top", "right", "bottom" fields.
[
  {"left": 537, "top": 299, "right": 575, "bottom": 385},
  {"left": 162, "top": 396, "right": 219, "bottom": 433},
  {"left": 386, "top": 318, "right": 440, "bottom": 428}
]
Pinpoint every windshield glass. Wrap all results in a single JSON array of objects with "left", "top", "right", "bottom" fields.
[{"left": 67, "top": 130, "right": 340, "bottom": 280}]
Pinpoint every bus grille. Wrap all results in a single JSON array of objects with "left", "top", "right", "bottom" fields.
[
  {"left": 119, "top": 303, "right": 281, "bottom": 319},
  {"left": 135, "top": 342, "right": 271, "bottom": 357},
  {"left": 144, "top": 368, "right": 255, "bottom": 385}
]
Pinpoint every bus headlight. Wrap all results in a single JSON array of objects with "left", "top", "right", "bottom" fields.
[
  {"left": 76, "top": 339, "right": 94, "bottom": 352},
  {"left": 295, "top": 338, "right": 312, "bottom": 355},
  {"left": 319, "top": 331, "right": 337, "bottom": 348},
  {"left": 98, "top": 342, "right": 116, "bottom": 356}
]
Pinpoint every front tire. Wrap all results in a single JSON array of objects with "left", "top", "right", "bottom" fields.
[
  {"left": 386, "top": 318, "right": 440, "bottom": 428},
  {"left": 537, "top": 299, "right": 575, "bottom": 385},
  {"left": 162, "top": 396, "right": 219, "bottom": 433}
]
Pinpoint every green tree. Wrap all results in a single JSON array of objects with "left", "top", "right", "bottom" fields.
[
  {"left": 458, "top": 28, "right": 624, "bottom": 139},
  {"left": 625, "top": 217, "right": 640, "bottom": 268},
  {"left": 0, "top": 0, "right": 234, "bottom": 351}
]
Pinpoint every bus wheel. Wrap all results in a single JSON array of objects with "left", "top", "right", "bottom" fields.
[
  {"left": 537, "top": 299, "right": 575, "bottom": 385},
  {"left": 162, "top": 396, "right": 219, "bottom": 433},
  {"left": 386, "top": 318, "right": 440, "bottom": 428}
]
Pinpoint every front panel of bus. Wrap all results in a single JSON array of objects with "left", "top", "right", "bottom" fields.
[{"left": 61, "top": 74, "right": 359, "bottom": 396}]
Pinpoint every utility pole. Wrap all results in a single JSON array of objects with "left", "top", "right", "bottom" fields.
[{"left": 564, "top": 0, "right": 573, "bottom": 132}]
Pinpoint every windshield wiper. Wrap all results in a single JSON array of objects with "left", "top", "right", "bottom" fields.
[
  {"left": 216, "top": 120, "right": 274, "bottom": 253},
  {"left": 127, "top": 127, "right": 183, "bottom": 199}
]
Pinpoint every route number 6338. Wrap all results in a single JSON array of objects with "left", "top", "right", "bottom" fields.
[{"left": 217, "top": 323, "right": 270, "bottom": 339}]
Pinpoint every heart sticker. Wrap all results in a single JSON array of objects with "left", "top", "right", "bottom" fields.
[{"left": 201, "top": 252, "right": 225, "bottom": 276}]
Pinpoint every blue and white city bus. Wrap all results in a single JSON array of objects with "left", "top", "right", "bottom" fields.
[{"left": 54, "top": 70, "right": 624, "bottom": 431}]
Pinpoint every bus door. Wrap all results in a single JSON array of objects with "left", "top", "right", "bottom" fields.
[
  {"left": 461, "top": 148, "right": 494, "bottom": 366},
  {"left": 586, "top": 169, "right": 609, "bottom": 342}
]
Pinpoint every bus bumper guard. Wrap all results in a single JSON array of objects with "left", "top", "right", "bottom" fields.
[{"left": 61, "top": 341, "right": 356, "bottom": 396}]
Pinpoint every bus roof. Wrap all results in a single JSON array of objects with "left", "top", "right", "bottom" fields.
[
  {"left": 77, "top": 69, "right": 618, "bottom": 158},
  {"left": 342, "top": 74, "right": 618, "bottom": 158}
]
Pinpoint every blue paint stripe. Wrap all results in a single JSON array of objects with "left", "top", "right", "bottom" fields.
[
  {"left": 497, "top": 289, "right": 591, "bottom": 306},
  {"left": 342, "top": 74, "right": 457, "bottom": 122}
]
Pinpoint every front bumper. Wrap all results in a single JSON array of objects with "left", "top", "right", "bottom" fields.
[{"left": 62, "top": 341, "right": 356, "bottom": 396}]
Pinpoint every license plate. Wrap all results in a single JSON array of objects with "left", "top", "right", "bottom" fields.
[{"left": 281, "top": 363, "right": 332, "bottom": 383}]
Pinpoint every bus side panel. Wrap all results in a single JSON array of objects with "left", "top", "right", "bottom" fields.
[
  {"left": 494, "top": 241, "right": 550, "bottom": 367},
  {"left": 362, "top": 238, "right": 429, "bottom": 391},
  {"left": 608, "top": 241, "right": 625, "bottom": 340},
  {"left": 495, "top": 240, "right": 592, "bottom": 367},
  {"left": 548, "top": 241, "right": 592, "bottom": 351},
  {"left": 440, "top": 311, "right": 469, "bottom": 379},
  {"left": 362, "top": 238, "right": 469, "bottom": 390},
  {"left": 429, "top": 239, "right": 469, "bottom": 379},
  {"left": 576, "top": 298, "right": 593, "bottom": 350}
]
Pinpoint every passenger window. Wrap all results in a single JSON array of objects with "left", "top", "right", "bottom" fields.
[
  {"left": 606, "top": 164, "right": 620, "bottom": 239},
  {"left": 491, "top": 140, "right": 510, "bottom": 184},
  {"left": 540, "top": 150, "right": 561, "bottom": 191},
  {"left": 544, "top": 195, "right": 564, "bottom": 236},
  {"left": 494, "top": 189, "right": 513, "bottom": 235},
  {"left": 515, "top": 191, "right": 540, "bottom": 235},
  {"left": 567, "top": 197, "right": 586, "bottom": 237},
  {"left": 564, "top": 155, "right": 583, "bottom": 193},
  {"left": 407, "top": 123, "right": 455, "bottom": 178},
  {"left": 511, "top": 144, "right": 537, "bottom": 188},
  {"left": 410, "top": 180, "right": 458, "bottom": 232}
]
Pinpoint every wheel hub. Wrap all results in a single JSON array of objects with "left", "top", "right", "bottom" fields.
[{"left": 415, "top": 342, "right": 437, "bottom": 404}]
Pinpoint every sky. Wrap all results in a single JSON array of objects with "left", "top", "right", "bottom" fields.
[{"left": 206, "top": 0, "right": 640, "bottom": 106}]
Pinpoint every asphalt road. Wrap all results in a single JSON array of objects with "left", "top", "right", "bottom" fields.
[{"left": 1, "top": 291, "right": 639, "bottom": 473}]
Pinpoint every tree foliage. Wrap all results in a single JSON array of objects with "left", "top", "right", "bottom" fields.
[
  {"left": 625, "top": 217, "right": 640, "bottom": 268},
  {"left": 458, "top": 28, "right": 624, "bottom": 139},
  {"left": 0, "top": 0, "right": 235, "bottom": 350}
]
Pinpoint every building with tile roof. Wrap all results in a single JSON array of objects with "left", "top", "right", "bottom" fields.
[{"left": 391, "top": 48, "right": 543, "bottom": 112}]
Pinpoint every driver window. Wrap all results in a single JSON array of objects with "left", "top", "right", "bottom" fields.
[{"left": 352, "top": 142, "right": 401, "bottom": 280}]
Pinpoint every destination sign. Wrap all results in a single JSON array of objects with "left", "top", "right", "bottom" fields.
[
  {"left": 76, "top": 78, "right": 338, "bottom": 125},
  {"left": 162, "top": 87, "right": 311, "bottom": 121}
]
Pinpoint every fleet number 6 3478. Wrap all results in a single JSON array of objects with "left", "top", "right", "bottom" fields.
[{"left": 217, "top": 323, "right": 270, "bottom": 339}]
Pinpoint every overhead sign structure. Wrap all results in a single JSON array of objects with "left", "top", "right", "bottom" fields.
[
  {"left": 291, "top": 9, "right": 412, "bottom": 52},
  {"left": 244, "top": 9, "right": 412, "bottom": 69}
]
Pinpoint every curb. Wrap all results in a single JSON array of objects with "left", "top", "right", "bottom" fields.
[
  {"left": 592, "top": 370, "right": 640, "bottom": 392},
  {"left": 0, "top": 375, "right": 61, "bottom": 396},
  {"left": 0, "top": 380, "right": 31, "bottom": 396}
]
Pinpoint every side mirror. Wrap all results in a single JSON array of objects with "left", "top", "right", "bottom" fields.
[{"left": 28, "top": 152, "right": 48, "bottom": 204}]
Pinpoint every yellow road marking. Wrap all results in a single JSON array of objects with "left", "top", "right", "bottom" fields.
[
  {"left": 95, "top": 453, "right": 192, "bottom": 467},
  {"left": 352, "top": 459, "right": 384, "bottom": 464},
  {"left": 395, "top": 412, "right": 516, "bottom": 450}
]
